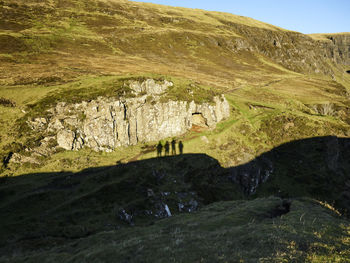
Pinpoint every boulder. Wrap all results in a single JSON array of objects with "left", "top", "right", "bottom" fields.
[{"left": 57, "top": 130, "right": 75, "bottom": 150}]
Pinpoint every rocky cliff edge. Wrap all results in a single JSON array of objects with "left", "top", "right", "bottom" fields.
[{"left": 28, "top": 79, "right": 230, "bottom": 152}]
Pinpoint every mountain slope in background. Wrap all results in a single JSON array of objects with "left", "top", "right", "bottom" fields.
[
  {"left": 1, "top": 0, "right": 350, "bottom": 174},
  {"left": 0, "top": 0, "right": 350, "bottom": 261}
]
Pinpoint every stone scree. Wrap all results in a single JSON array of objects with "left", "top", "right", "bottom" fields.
[{"left": 30, "top": 79, "right": 230, "bottom": 152}]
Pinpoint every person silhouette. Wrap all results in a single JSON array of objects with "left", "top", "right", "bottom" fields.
[
  {"left": 164, "top": 141, "right": 170, "bottom": 156},
  {"left": 178, "top": 141, "right": 184, "bottom": 155},
  {"left": 156, "top": 142, "right": 163, "bottom": 157},
  {"left": 171, "top": 139, "right": 176, "bottom": 155}
]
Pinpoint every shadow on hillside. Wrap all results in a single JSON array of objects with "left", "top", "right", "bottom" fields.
[
  {"left": 0, "top": 137, "right": 350, "bottom": 232},
  {"left": 0, "top": 136, "right": 349, "bottom": 254},
  {"left": 2, "top": 135, "right": 350, "bottom": 196},
  {"left": 1, "top": 136, "right": 350, "bottom": 208}
]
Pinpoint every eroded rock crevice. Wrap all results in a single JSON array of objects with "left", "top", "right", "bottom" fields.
[{"left": 191, "top": 113, "right": 208, "bottom": 128}]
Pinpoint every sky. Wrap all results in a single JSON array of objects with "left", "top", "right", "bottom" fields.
[{"left": 134, "top": 0, "right": 350, "bottom": 34}]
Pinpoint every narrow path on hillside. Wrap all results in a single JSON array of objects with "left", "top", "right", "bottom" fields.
[{"left": 228, "top": 76, "right": 299, "bottom": 93}]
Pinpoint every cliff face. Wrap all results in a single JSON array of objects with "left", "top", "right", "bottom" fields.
[
  {"left": 228, "top": 136, "right": 350, "bottom": 207},
  {"left": 219, "top": 24, "right": 331, "bottom": 75},
  {"left": 218, "top": 25, "right": 350, "bottom": 76},
  {"left": 322, "top": 34, "right": 350, "bottom": 66},
  {"left": 29, "top": 79, "right": 230, "bottom": 152}
]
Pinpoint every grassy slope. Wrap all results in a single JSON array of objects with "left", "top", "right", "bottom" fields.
[
  {"left": 0, "top": 0, "right": 349, "bottom": 198},
  {"left": 1, "top": 194, "right": 349, "bottom": 262},
  {"left": 0, "top": 0, "right": 350, "bottom": 261},
  {"left": 308, "top": 32, "right": 350, "bottom": 42},
  {"left": 0, "top": 0, "right": 286, "bottom": 85}
]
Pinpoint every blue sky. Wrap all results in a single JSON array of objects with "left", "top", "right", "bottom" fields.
[{"left": 134, "top": 0, "right": 350, "bottom": 34}]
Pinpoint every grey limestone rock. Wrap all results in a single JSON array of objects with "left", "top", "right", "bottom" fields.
[
  {"left": 57, "top": 130, "right": 75, "bottom": 150},
  {"left": 35, "top": 79, "right": 230, "bottom": 152}
]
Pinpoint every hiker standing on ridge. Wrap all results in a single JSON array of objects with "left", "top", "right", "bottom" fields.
[{"left": 171, "top": 139, "right": 176, "bottom": 155}]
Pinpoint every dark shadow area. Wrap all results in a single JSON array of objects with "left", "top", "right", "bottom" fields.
[
  {"left": 0, "top": 97, "right": 16, "bottom": 107},
  {"left": 226, "top": 136, "right": 350, "bottom": 215},
  {"left": 0, "top": 136, "right": 350, "bottom": 255},
  {"left": 267, "top": 200, "right": 291, "bottom": 218},
  {"left": 346, "top": 70, "right": 350, "bottom": 74}
]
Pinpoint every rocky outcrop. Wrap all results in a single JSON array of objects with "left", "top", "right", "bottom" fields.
[
  {"left": 317, "top": 33, "right": 350, "bottom": 66},
  {"left": 227, "top": 26, "right": 349, "bottom": 76},
  {"left": 30, "top": 79, "right": 230, "bottom": 152},
  {"left": 228, "top": 136, "right": 350, "bottom": 202},
  {"left": 228, "top": 156, "right": 273, "bottom": 195}
]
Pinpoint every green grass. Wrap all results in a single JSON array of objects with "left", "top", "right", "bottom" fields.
[
  {"left": 308, "top": 32, "right": 350, "bottom": 41},
  {"left": 0, "top": 72, "right": 222, "bottom": 167},
  {"left": 2, "top": 70, "right": 350, "bottom": 178},
  {"left": 1, "top": 196, "right": 348, "bottom": 262},
  {"left": 0, "top": 1, "right": 349, "bottom": 261}
]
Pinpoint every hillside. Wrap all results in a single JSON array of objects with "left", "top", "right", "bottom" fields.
[
  {"left": 0, "top": 0, "right": 350, "bottom": 261},
  {"left": 0, "top": 152, "right": 349, "bottom": 262},
  {"left": 1, "top": 0, "right": 350, "bottom": 174}
]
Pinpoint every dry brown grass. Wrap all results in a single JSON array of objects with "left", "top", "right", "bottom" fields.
[{"left": 0, "top": 0, "right": 350, "bottom": 176}]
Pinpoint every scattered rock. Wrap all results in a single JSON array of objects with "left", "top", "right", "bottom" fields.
[
  {"left": 118, "top": 209, "right": 134, "bottom": 225},
  {"left": 147, "top": 188, "right": 155, "bottom": 197},
  {"left": 154, "top": 202, "right": 172, "bottom": 218},
  {"left": 164, "top": 204, "right": 172, "bottom": 217},
  {"left": 201, "top": 136, "right": 209, "bottom": 144},
  {"left": 178, "top": 199, "right": 199, "bottom": 213},
  {"left": 57, "top": 130, "right": 75, "bottom": 150},
  {"left": 28, "top": 117, "right": 47, "bottom": 130},
  {"left": 228, "top": 156, "right": 273, "bottom": 195}
]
